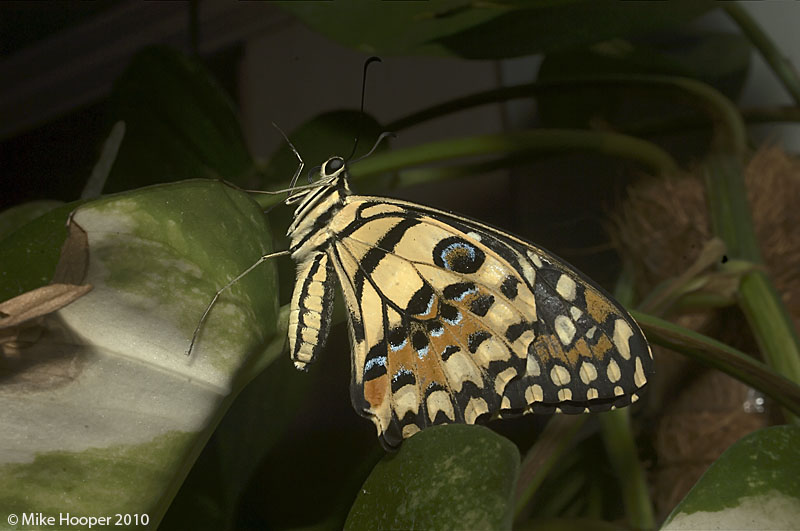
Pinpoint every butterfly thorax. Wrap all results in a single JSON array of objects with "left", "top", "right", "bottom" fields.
[{"left": 287, "top": 156, "right": 352, "bottom": 261}]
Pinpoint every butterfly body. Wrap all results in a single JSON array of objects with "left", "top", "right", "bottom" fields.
[{"left": 285, "top": 156, "right": 653, "bottom": 450}]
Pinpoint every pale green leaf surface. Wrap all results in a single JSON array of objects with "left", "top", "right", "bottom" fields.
[
  {"left": 663, "top": 425, "right": 800, "bottom": 530},
  {"left": 345, "top": 424, "right": 520, "bottom": 530},
  {"left": 0, "top": 181, "right": 279, "bottom": 526}
]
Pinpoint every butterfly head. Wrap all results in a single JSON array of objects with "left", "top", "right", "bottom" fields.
[
  {"left": 322, "top": 156, "right": 346, "bottom": 178},
  {"left": 285, "top": 155, "right": 352, "bottom": 206}
]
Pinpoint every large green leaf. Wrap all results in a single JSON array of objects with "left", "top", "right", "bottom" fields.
[
  {"left": 434, "top": 1, "right": 716, "bottom": 59},
  {"left": 105, "top": 46, "right": 254, "bottom": 192},
  {"left": 277, "top": 0, "right": 500, "bottom": 57},
  {"left": 662, "top": 425, "right": 800, "bottom": 530},
  {"left": 279, "top": 1, "right": 715, "bottom": 59},
  {"left": 537, "top": 32, "right": 751, "bottom": 129},
  {"left": 345, "top": 424, "right": 520, "bottom": 530},
  {"left": 0, "top": 181, "right": 280, "bottom": 528}
]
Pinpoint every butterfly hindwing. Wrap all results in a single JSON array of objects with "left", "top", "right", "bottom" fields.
[
  {"left": 320, "top": 197, "right": 653, "bottom": 449},
  {"left": 281, "top": 156, "right": 653, "bottom": 450}
]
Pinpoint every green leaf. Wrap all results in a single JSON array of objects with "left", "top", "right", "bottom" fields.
[
  {"left": 0, "top": 200, "right": 64, "bottom": 242},
  {"left": 432, "top": 1, "right": 716, "bottom": 59},
  {"left": 0, "top": 202, "right": 84, "bottom": 302},
  {"left": 279, "top": 1, "right": 714, "bottom": 59},
  {"left": 105, "top": 46, "right": 254, "bottom": 192},
  {"left": 276, "top": 0, "right": 500, "bottom": 56},
  {"left": 345, "top": 424, "right": 520, "bottom": 530},
  {"left": 537, "top": 32, "right": 751, "bottom": 129},
  {"left": 0, "top": 181, "right": 280, "bottom": 528},
  {"left": 663, "top": 425, "right": 800, "bottom": 530}
]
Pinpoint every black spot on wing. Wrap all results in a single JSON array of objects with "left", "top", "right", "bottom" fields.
[
  {"left": 468, "top": 331, "right": 491, "bottom": 353},
  {"left": 443, "top": 282, "right": 476, "bottom": 301},
  {"left": 433, "top": 237, "right": 485, "bottom": 274},
  {"left": 426, "top": 320, "right": 444, "bottom": 336},
  {"left": 500, "top": 275, "right": 519, "bottom": 299},
  {"left": 388, "top": 326, "right": 406, "bottom": 349},
  {"left": 391, "top": 369, "right": 416, "bottom": 393},
  {"left": 407, "top": 283, "right": 435, "bottom": 315},
  {"left": 505, "top": 321, "right": 532, "bottom": 342},
  {"left": 441, "top": 345, "right": 460, "bottom": 361},
  {"left": 411, "top": 330, "right": 429, "bottom": 351},
  {"left": 469, "top": 294, "right": 494, "bottom": 317},
  {"left": 363, "top": 341, "right": 387, "bottom": 380},
  {"left": 440, "top": 303, "right": 461, "bottom": 325}
]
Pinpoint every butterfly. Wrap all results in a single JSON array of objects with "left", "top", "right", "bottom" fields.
[{"left": 273, "top": 153, "right": 654, "bottom": 450}]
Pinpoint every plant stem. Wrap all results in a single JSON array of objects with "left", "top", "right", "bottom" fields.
[
  {"left": 632, "top": 310, "right": 800, "bottom": 417},
  {"left": 514, "top": 415, "right": 586, "bottom": 521},
  {"left": 691, "top": 82, "right": 800, "bottom": 420},
  {"left": 351, "top": 130, "right": 678, "bottom": 179},
  {"left": 600, "top": 410, "right": 655, "bottom": 531},
  {"left": 725, "top": 4, "right": 800, "bottom": 105}
]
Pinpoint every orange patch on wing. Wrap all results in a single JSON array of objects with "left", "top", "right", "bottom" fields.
[
  {"left": 532, "top": 334, "right": 569, "bottom": 365},
  {"left": 408, "top": 328, "right": 449, "bottom": 391},
  {"left": 585, "top": 288, "right": 614, "bottom": 323},
  {"left": 386, "top": 339, "right": 417, "bottom": 389},
  {"left": 566, "top": 337, "right": 592, "bottom": 365},
  {"left": 364, "top": 374, "right": 389, "bottom": 409},
  {"left": 592, "top": 334, "right": 613, "bottom": 359}
]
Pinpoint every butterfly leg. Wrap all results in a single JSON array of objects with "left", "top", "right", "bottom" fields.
[{"left": 186, "top": 249, "right": 290, "bottom": 357}]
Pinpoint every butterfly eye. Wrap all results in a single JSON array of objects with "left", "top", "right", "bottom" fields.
[{"left": 323, "top": 157, "right": 345, "bottom": 176}]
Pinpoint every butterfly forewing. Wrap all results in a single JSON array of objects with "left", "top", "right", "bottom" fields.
[{"left": 286, "top": 158, "right": 653, "bottom": 450}]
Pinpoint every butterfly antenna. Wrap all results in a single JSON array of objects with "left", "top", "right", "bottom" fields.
[
  {"left": 350, "top": 131, "right": 396, "bottom": 164},
  {"left": 271, "top": 122, "right": 304, "bottom": 188},
  {"left": 346, "top": 56, "right": 382, "bottom": 162}
]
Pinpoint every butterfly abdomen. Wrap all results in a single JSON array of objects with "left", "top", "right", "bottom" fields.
[{"left": 289, "top": 252, "right": 336, "bottom": 370}]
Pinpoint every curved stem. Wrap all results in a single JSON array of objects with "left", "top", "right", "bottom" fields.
[
  {"left": 725, "top": 4, "right": 800, "bottom": 105},
  {"left": 351, "top": 129, "right": 679, "bottom": 179},
  {"left": 387, "top": 76, "right": 747, "bottom": 156},
  {"left": 632, "top": 310, "right": 800, "bottom": 417}
]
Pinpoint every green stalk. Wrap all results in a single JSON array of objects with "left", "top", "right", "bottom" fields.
[
  {"left": 351, "top": 130, "right": 678, "bottom": 180},
  {"left": 632, "top": 310, "right": 800, "bottom": 417},
  {"left": 692, "top": 80, "right": 800, "bottom": 418},
  {"left": 599, "top": 410, "right": 654, "bottom": 531},
  {"left": 514, "top": 415, "right": 586, "bottom": 521},
  {"left": 703, "top": 155, "right": 761, "bottom": 261},
  {"left": 738, "top": 271, "right": 800, "bottom": 387},
  {"left": 596, "top": 278, "right": 654, "bottom": 530},
  {"left": 387, "top": 77, "right": 749, "bottom": 147},
  {"left": 725, "top": 4, "right": 800, "bottom": 105}
]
